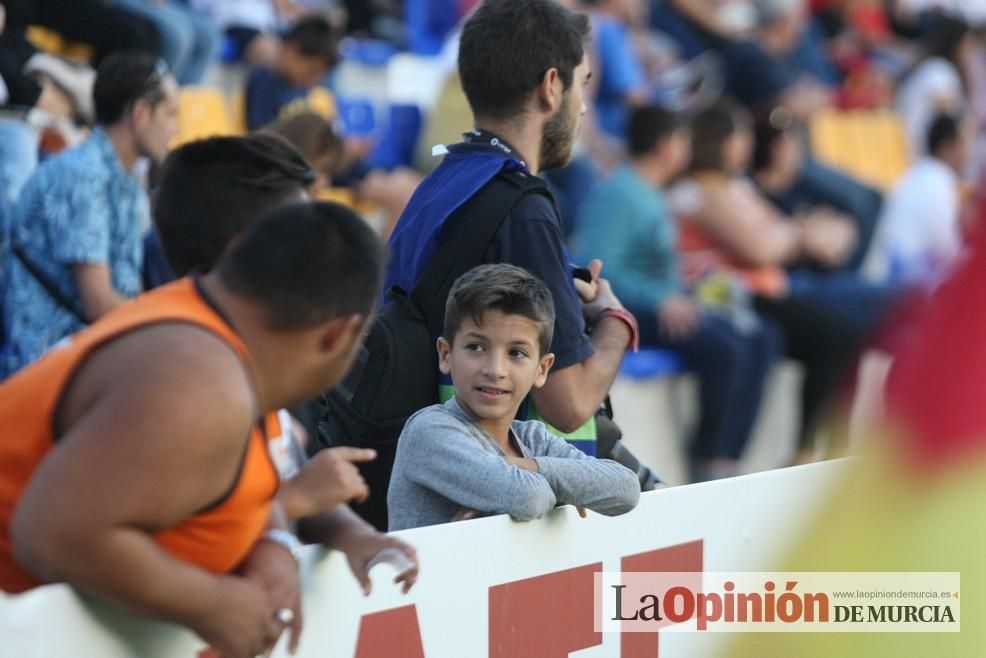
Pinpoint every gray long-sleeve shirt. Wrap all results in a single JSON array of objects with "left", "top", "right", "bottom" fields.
[{"left": 387, "top": 398, "right": 640, "bottom": 531}]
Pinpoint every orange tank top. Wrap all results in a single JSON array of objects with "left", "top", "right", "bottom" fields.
[{"left": 0, "top": 279, "right": 280, "bottom": 593}]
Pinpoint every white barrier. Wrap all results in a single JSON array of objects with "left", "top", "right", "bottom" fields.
[{"left": 0, "top": 460, "right": 851, "bottom": 658}]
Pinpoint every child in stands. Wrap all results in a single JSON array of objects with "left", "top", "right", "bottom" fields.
[{"left": 388, "top": 264, "right": 640, "bottom": 531}]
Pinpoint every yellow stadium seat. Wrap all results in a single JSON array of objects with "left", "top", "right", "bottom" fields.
[
  {"left": 174, "top": 86, "right": 234, "bottom": 146},
  {"left": 26, "top": 26, "right": 94, "bottom": 63},
  {"left": 306, "top": 87, "right": 337, "bottom": 120},
  {"left": 316, "top": 187, "right": 378, "bottom": 217},
  {"left": 229, "top": 90, "right": 248, "bottom": 134},
  {"left": 810, "top": 109, "right": 909, "bottom": 191}
]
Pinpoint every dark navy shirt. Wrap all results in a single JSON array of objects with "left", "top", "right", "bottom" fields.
[{"left": 385, "top": 135, "right": 594, "bottom": 373}]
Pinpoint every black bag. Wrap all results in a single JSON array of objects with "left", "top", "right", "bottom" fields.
[{"left": 316, "top": 168, "right": 551, "bottom": 530}]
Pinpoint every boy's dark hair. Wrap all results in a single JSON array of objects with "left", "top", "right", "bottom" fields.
[
  {"left": 626, "top": 105, "right": 682, "bottom": 157},
  {"left": 217, "top": 201, "right": 387, "bottom": 330},
  {"left": 688, "top": 98, "right": 750, "bottom": 173},
  {"left": 458, "top": 0, "right": 590, "bottom": 121},
  {"left": 283, "top": 15, "right": 339, "bottom": 67},
  {"left": 927, "top": 113, "right": 961, "bottom": 156},
  {"left": 153, "top": 133, "right": 317, "bottom": 276},
  {"left": 444, "top": 264, "right": 555, "bottom": 355},
  {"left": 94, "top": 52, "right": 169, "bottom": 125}
]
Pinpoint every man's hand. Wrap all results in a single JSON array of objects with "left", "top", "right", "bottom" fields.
[
  {"left": 658, "top": 295, "right": 700, "bottom": 341},
  {"left": 799, "top": 211, "right": 857, "bottom": 268},
  {"left": 278, "top": 447, "right": 376, "bottom": 521},
  {"left": 573, "top": 258, "right": 603, "bottom": 303},
  {"left": 333, "top": 526, "right": 419, "bottom": 596},
  {"left": 192, "top": 575, "right": 286, "bottom": 658},
  {"left": 237, "top": 539, "right": 303, "bottom": 654}
]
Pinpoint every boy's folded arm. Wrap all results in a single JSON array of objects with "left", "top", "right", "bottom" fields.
[
  {"left": 401, "top": 414, "right": 557, "bottom": 520},
  {"left": 527, "top": 430, "right": 640, "bottom": 516}
]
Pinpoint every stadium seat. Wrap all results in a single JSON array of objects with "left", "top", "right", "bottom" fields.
[
  {"left": 175, "top": 87, "right": 234, "bottom": 146},
  {"left": 810, "top": 109, "right": 909, "bottom": 191}
]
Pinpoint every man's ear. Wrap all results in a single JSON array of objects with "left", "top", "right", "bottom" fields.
[
  {"left": 130, "top": 98, "right": 151, "bottom": 131},
  {"left": 436, "top": 336, "right": 452, "bottom": 375},
  {"left": 318, "top": 313, "right": 364, "bottom": 353},
  {"left": 533, "top": 352, "right": 555, "bottom": 389},
  {"left": 536, "top": 67, "right": 563, "bottom": 113}
]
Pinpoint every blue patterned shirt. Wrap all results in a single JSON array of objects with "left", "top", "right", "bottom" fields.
[{"left": 1, "top": 128, "right": 147, "bottom": 376}]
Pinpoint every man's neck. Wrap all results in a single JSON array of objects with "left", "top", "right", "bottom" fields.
[
  {"left": 631, "top": 156, "right": 672, "bottom": 187},
  {"left": 473, "top": 117, "right": 542, "bottom": 175},
  {"left": 103, "top": 123, "right": 140, "bottom": 172},
  {"left": 198, "top": 274, "right": 291, "bottom": 414}
]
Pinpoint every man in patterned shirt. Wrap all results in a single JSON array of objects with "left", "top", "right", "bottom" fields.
[{"left": 0, "top": 52, "right": 178, "bottom": 377}]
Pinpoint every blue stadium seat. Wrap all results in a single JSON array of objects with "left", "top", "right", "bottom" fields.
[{"left": 619, "top": 348, "right": 686, "bottom": 379}]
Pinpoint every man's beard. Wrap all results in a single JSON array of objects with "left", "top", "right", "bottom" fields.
[{"left": 538, "top": 99, "right": 576, "bottom": 172}]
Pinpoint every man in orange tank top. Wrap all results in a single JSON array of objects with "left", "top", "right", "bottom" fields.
[
  {"left": 0, "top": 202, "right": 387, "bottom": 658},
  {"left": 151, "top": 133, "right": 420, "bottom": 595}
]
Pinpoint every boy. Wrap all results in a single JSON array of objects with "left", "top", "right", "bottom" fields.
[
  {"left": 388, "top": 264, "right": 640, "bottom": 531},
  {"left": 245, "top": 14, "right": 338, "bottom": 130}
]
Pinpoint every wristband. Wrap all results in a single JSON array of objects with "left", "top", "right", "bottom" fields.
[
  {"left": 262, "top": 529, "right": 304, "bottom": 565},
  {"left": 597, "top": 307, "right": 640, "bottom": 352}
]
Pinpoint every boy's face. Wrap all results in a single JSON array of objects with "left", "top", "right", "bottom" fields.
[{"left": 437, "top": 311, "right": 554, "bottom": 433}]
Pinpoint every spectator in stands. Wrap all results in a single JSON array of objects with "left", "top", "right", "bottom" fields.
[
  {"left": 0, "top": 0, "right": 161, "bottom": 67},
  {"left": 867, "top": 113, "right": 970, "bottom": 286},
  {"left": 245, "top": 14, "right": 339, "bottom": 130},
  {"left": 750, "top": 105, "right": 884, "bottom": 273},
  {"left": 722, "top": 0, "right": 835, "bottom": 119},
  {"left": 582, "top": 0, "right": 650, "bottom": 138},
  {"left": 650, "top": 0, "right": 757, "bottom": 58},
  {"left": 896, "top": 12, "right": 973, "bottom": 157},
  {"left": 751, "top": 105, "right": 895, "bottom": 335},
  {"left": 672, "top": 98, "right": 861, "bottom": 462},
  {"left": 387, "top": 0, "right": 660, "bottom": 488},
  {"left": 388, "top": 264, "right": 640, "bottom": 530},
  {"left": 150, "top": 134, "right": 419, "bottom": 597},
  {"left": 265, "top": 111, "right": 346, "bottom": 195},
  {"left": 114, "top": 0, "right": 221, "bottom": 85},
  {"left": 573, "top": 105, "right": 779, "bottom": 481},
  {"left": 0, "top": 53, "right": 178, "bottom": 378},
  {"left": 192, "top": 0, "right": 302, "bottom": 66},
  {"left": 0, "top": 202, "right": 387, "bottom": 658}
]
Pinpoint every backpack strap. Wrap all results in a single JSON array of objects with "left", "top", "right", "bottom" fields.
[{"left": 408, "top": 168, "right": 551, "bottom": 339}]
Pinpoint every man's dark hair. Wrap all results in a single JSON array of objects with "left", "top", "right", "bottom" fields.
[
  {"left": 688, "top": 98, "right": 750, "bottom": 173},
  {"left": 283, "top": 15, "right": 339, "bottom": 67},
  {"left": 927, "top": 113, "right": 961, "bottom": 156},
  {"left": 921, "top": 12, "right": 970, "bottom": 72},
  {"left": 458, "top": 0, "right": 590, "bottom": 121},
  {"left": 94, "top": 51, "right": 168, "bottom": 125},
  {"left": 153, "top": 133, "right": 317, "bottom": 276},
  {"left": 626, "top": 105, "right": 682, "bottom": 157},
  {"left": 444, "top": 264, "right": 555, "bottom": 355},
  {"left": 217, "top": 202, "right": 387, "bottom": 330}
]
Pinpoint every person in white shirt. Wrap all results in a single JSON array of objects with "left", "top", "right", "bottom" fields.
[
  {"left": 867, "top": 113, "right": 970, "bottom": 286},
  {"left": 895, "top": 12, "right": 974, "bottom": 158}
]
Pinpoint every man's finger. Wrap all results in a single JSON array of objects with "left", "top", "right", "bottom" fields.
[
  {"left": 332, "top": 447, "right": 377, "bottom": 463},
  {"left": 588, "top": 258, "right": 603, "bottom": 279},
  {"left": 350, "top": 479, "right": 370, "bottom": 504}
]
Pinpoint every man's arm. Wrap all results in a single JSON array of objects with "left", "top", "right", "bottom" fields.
[
  {"left": 73, "top": 263, "right": 129, "bottom": 321},
  {"left": 297, "top": 505, "right": 419, "bottom": 595},
  {"left": 531, "top": 276, "right": 632, "bottom": 432},
  {"left": 10, "top": 325, "right": 283, "bottom": 658},
  {"left": 496, "top": 212, "right": 632, "bottom": 433}
]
